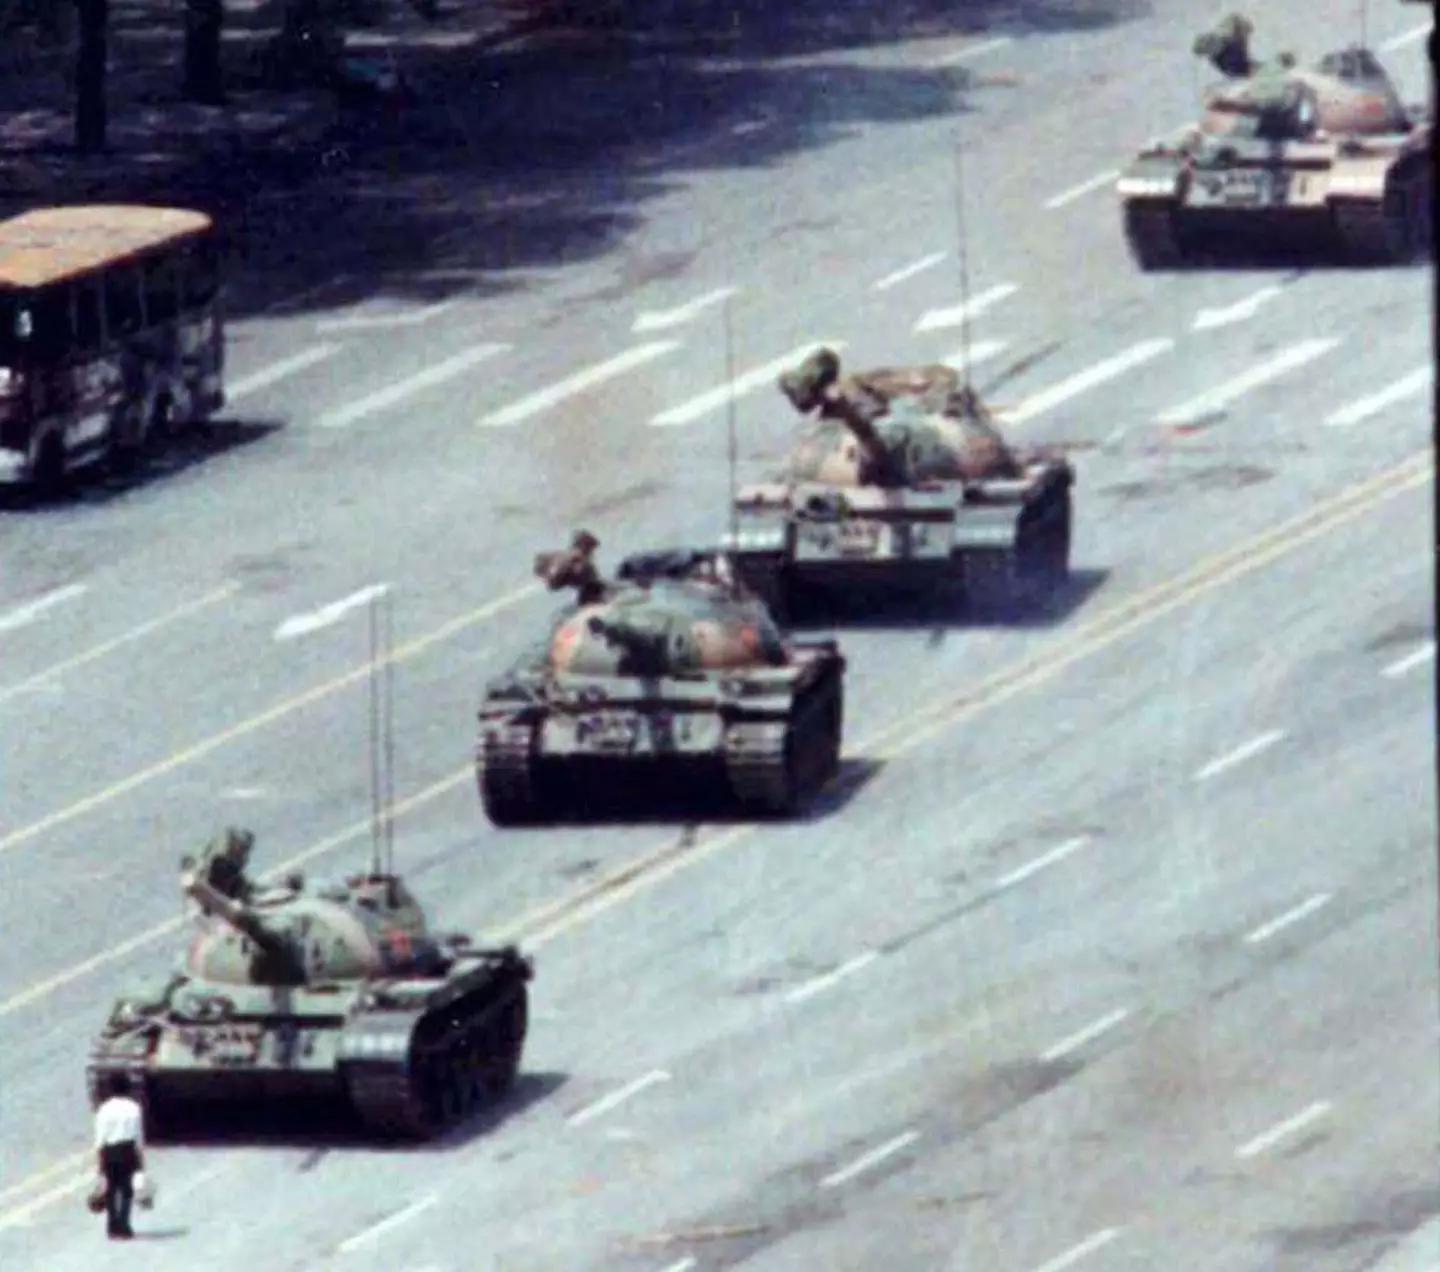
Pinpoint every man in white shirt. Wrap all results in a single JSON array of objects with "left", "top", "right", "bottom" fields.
[{"left": 93, "top": 1072, "right": 146, "bottom": 1239}]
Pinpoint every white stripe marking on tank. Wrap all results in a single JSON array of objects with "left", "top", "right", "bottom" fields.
[
  {"left": 478, "top": 342, "right": 682, "bottom": 428},
  {"left": 650, "top": 342, "right": 848, "bottom": 427}
]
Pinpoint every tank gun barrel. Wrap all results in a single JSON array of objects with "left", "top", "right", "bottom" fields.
[{"left": 181, "top": 866, "right": 289, "bottom": 956}]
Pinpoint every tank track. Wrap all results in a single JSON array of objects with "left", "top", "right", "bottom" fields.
[
  {"left": 1013, "top": 486, "right": 1073, "bottom": 590},
  {"left": 479, "top": 724, "right": 543, "bottom": 826},
  {"left": 1122, "top": 202, "right": 1186, "bottom": 271},
  {"left": 724, "top": 664, "right": 843, "bottom": 817},
  {"left": 345, "top": 984, "right": 529, "bottom": 1140}
]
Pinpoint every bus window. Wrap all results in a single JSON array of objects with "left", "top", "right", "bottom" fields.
[
  {"left": 74, "top": 278, "right": 104, "bottom": 351},
  {"left": 23, "top": 289, "right": 74, "bottom": 360},
  {"left": 142, "top": 254, "right": 178, "bottom": 323},
  {"left": 0, "top": 294, "right": 17, "bottom": 364},
  {"left": 104, "top": 267, "right": 144, "bottom": 336}
]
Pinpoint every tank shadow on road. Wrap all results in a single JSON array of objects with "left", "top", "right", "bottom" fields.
[{"left": 148, "top": 1069, "right": 567, "bottom": 1154}]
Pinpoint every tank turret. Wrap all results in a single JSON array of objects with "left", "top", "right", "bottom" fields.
[
  {"left": 180, "top": 853, "right": 306, "bottom": 985},
  {"left": 1119, "top": 14, "right": 1431, "bottom": 267},
  {"left": 780, "top": 348, "right": 906, "bottom": 487},
  {"left": 477, "top": 530, "right": 847, "bottom": 824}
]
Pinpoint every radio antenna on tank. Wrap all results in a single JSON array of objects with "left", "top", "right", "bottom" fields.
[
  {"left": 383, "top": 589, "right": 397, "bottom": 876},
  {"left": 1359, "top": 0, "right": 1368, "bottom": 48},
  {"left": 723, "top": 293, "right": 740, "bottom": 547},
  {"left": 952, "top": 130, "right": 976, "bottom": 392},
  {"left": 367, "top": 595, "right": 383, "bottom": 878}
]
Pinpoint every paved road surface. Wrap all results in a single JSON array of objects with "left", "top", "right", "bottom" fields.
[{"left": 0, "top": 0, "right": 1434, "bottom": 1269}]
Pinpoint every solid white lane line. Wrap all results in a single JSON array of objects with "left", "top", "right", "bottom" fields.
[
  {"left": 1001, "top": 339, "right": 1174, "bottom": 426},
  {"left": 1382, "top": 640, "right": 1436, "bottom": 678},
  {"left": 1041, "top": 1008, "right": 1130, "bottom": 1063},
  {"left": 1325, "top": 366, "right": 1434, "bottom": 428},
  {"left": 568, "top": 1070, "right": 670, "bottom": 1127},
  {"left": 0, "top": 584, "right": 240, "bottom": 705},
  {"left": 1032, "top": 1228, "right": 1124, "bottom": 1272},
  {"left": 274, "top": 584, "right": 390, "bottom": 641},
  {"left": 321, "top": 343, "right": 510, "bottom": 428},
  {"left": 872, "top": 252, "right": 947, "bottom": 291},
  {"left": 1192, "top": 285, "right": 1285, "bottom": 333},
  {"left": 819, "top": 1129, "right": 921, "bottom": 1189},
  {"left": 913, "top": 282, "right": 1018, "bottom": 334},
  {"left": 786, "top": 951, "right": 879, "bottom": 1004},
  {"left": 996, "top": 836, "right": 1090, "bottom": 889},
  {"left": 1381, "top": 24, "right": 1431, "bottom": 52},
  {"left": 480, "top": 341, "right": 681, "bottom": 428},
  {"left": 1193, "top": 728, "right": 1286, "bottom": 781},
  {"left": 316, "top": 300, "right": 457, "bottom": 333},
  {"left": 651, "top": 341, "right": 846, "bottom": 427},
  {"left": 942, "top": 338, "right": 1009, "bottom": 372},
  {"left": 927, "top": 35, "right": 1014, "bottom": 68},
  {"left": 1155, "top": 338, "right": 1341, "bottom": 425},
  {"left": 633, "top": 287, "right": 738, "bottom": 333},
  {"left": 1235, "top": 1100, "right": 1332, "bottom": 1159},
  {"left": 228, "top": 344, "right": 341, "bottom": 401},
  {"left": 1045, "top": 170, "right": 1120, "bottom": 211},
  {"left": 1245, "top": 893, "right": 1333, "bottom": 945},
  {"left": 337, "top": 1196, "right": 439, "bottom": 1253},
  {"left": 0, "top": 584, "right": 88, "bottom": 636}
]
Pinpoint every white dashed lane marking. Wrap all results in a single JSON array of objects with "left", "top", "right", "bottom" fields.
[
  {"left": 273, "top": 584, "right": 390, "bottom": 641},
  {"left": 819, "top": 1129, "right": 921, "bottom": 1188},
  {"left": 1235, "top": 1100, "right": 1332, "bottom": 1159},
  {"left": 1154, "top": 338, "right": 1341, "bottom": 426},
  {"left": 1325, "top": 365, "right": 1433, "bottom": 428},
  {"left": 0, "top": 584, "right": 88, "bottom": 636},
  {"left": 1382, "top": 640, "right": 1436, "bottom": 678},
  {"left": 321, "top": 343, "right": 510, "bottom": 428},
  {"left": 1031, "top": 1228, "right": 1125, "bottom": 1272},
  {"left": 912, "top": 282, "right": 1018, "bottom": 334},
  {"left": 1044, "top": 170, "right": 1120, "bottom": 211},
  {"left": 786, "top": 951, "right": 878, "bottom": 1004},
  {"left": 1041, "top": 1008, "right": 1130, "bottom": 1063},
  {"left": 650, "top": 341, "right": 846, "bottom": 427},
  {"left": 567, "top": 1071, "right": 671, "bottom": 1127},
  {"left": 872, "top": 252, "right": 947, "bottom": 291},
  {"left": 632, "top": 287, "right": 739, "bottom": 334},
  {"left": 1245, "top": 893, "right": 1333, "bottom": 945},
  {"left": 227, "top": 344, "right": 341, "bottom": 402},
  {"left": 1000, "top": 339, "right": 1173, "bottom": 426},
  {"left": 480, "top": 342, "right": 681, "bottom": 428},
  {"left": 1193, "top": 729, "right": 1286, "bottom": 782}
]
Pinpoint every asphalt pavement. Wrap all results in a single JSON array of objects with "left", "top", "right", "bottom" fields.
[{"left": 0, "top": 0, "right": 1435, "bottom": 1268}]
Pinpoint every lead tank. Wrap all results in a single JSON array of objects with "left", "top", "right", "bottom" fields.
[
  {"left": 85, "top": 828, "right": 533, "bottom": 1140},
  {"left": 718, "top": 349, "right": 1074, "bottom": 621},
  {"left": 1118, "top": 14, "right": 1432, "bottom": 267},
  {"left": 476, "top": 531, "right": 846, "bottom": 824}
]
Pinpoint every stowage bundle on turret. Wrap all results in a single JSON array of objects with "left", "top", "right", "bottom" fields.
[
  {"left": 1118, "top": 12, "right": 1431, "bottom": 268},
  {"left": 476, "top": 530, "right": 847, "bottom": 825},
  {"left": 715, "top": 347, "right": 1075, "bottom": 623},
  {"left": 85, "top": 828, "right": 534, "bottom": 1141}
]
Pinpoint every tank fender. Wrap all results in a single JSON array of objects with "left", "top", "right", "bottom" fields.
[{"left": 1117, "top": 157, "right": 1186, "bottom": 201}]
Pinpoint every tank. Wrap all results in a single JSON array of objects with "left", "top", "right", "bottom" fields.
[
  {"left": 1117, "top": 14, "right": 1432, "bottom": 267},
  {"left": 716, "top": 349, "right": 1074, "bottom": 621},
  {"left": 476, "top": 530, "right": 847, "bottom": 825},
  {"left": 85, "top": 828, "right": 534, "bottom": 1141}
]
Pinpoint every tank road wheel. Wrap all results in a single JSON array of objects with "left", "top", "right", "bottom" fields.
[
  {"left": 480, "top": 726, "right": 544, "bottom": 827},
  {"left": 1122, "top": 202, "right": 1185, "bottom": 271},
  {"left": 804, "top": 674, "right": 844, "bottom": 793},
  {"left": 479, "top": 989, "right": 528, "bottom": 1099},
  {"left": 1335, "top": 165, "right": 1432, "bottom": 264},
  {"left": 1015, "top": 489, "right": 1072, "bottom": 595},
  {"left": 725, "top": 720, "right": 801, "bottom": 818}
]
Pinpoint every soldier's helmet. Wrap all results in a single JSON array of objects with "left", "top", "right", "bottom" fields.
[{"left": 778, "top": 347, "right": 843, "bottom": 414}]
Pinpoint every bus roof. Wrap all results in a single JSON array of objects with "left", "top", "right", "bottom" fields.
[{"left": 0, "top": 204, "right": 214, "bottom": 291}]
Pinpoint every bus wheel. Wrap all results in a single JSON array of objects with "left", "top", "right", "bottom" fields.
[
  {"left": 148, "top": 392, "right": 174, "bottom": 450},
  {"left": 32, "top": 433, "right": 67, "bottom": 502}
]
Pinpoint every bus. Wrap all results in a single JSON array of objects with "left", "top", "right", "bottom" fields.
[{"left": 0, "top": 203, "right": 226, "bottom": 495}]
